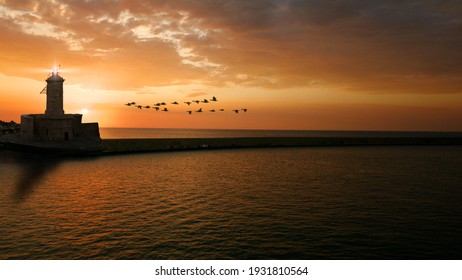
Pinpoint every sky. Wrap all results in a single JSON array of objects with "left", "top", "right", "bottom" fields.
[{"left": 1, "top": 0, "right": 461, "bottom": 131}]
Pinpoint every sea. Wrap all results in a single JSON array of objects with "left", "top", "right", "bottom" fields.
[{"left": 1, "top": 129, "right": 461, "bottom": 259}]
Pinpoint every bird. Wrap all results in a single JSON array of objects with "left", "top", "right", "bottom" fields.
[
  {"left": 153, "top": 107, "right": 160, "bottom": 111},
  {"left": 130, "top": 102, "right": 136, "bottom": 105},
  {"left": 210, "top": 96, "right": 217, "bottom": 102},
  {"left": 201, "top": 99, "right": 209, "bottom": 103},
  {"left": 137, "top": 105, "right": 143, "bottom": 109},
  {"left": 209, "top": 109, "right": 216, "bottom": 112},
  {"left": 160, "top": 102, "right": 166, "bottom": 106},
  {"left": 184, "top": 101, "right": 192, "bottom": 106},
  {"left": 186, "top": 110, "right": 192, "bottom": 114},
  {"left": 219, "top": 109, "right": 224, "bottom": 111},
  {"left": 144, "top": 105, "right": 151, "bottom": 109},
  {"left": 241, "top": 108, "right": 248, "bottom": 112},
  {"left": 154, "top": 103, "right": 162, "bottom": 106},
  {"left": 193, "top": 100, "right": 200, "bottom": 104},
  {"left": 171, "top": 101, "right": 179, "bottom": 105},
  {"left": 125, "top": 103, "right": 132, "bottom": 106},
  {"left": 196, "top": 108, "right": 203, "bottom": 113},
  {"left": 162, "top": 108, "right": 169, "bottom": 112},
  {"left": 233, "top": 109, "right": 239, "bottom": 113}
]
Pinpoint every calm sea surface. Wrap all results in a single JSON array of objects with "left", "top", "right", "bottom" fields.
[{"left": 1, "top": 129, "right": 461, "bottom": 259}]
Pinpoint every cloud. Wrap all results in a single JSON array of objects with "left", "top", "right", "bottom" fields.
[
  {"left": 0, "top": 0, "right": 461, "bottom": 93},
  {"left": 186, "top": 91, "right": 209, "bottom": 98}
]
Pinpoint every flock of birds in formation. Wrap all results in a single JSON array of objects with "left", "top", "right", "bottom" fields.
[{"left": 124, "top": 96, "right": 248, "bottom": 115}]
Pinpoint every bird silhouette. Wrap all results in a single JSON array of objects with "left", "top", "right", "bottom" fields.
[{"left": 123, "top": 96, "right": 245, "bottom": 117}]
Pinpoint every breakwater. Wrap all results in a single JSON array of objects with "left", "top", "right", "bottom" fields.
[{"left": 101, "top": 136, "right": 462, "bottom": 154}]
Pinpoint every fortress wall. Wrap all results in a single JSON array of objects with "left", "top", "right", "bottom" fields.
[
  {"left": 20, "top": 115, "right": 35, "bottom": 140},
  {"left": 36, "top": 115, "right": 74, "bottom": 141},
  {"left": 78, "top": 123, "right": 100, "bottom": 139}
]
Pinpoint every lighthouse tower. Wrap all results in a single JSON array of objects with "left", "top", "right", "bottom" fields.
[
  {"left": 45, "top": 69, "right": 65, "bottom": 116},
  {"left": 20, "top": 67, "right": 101, "bottom": 145}
]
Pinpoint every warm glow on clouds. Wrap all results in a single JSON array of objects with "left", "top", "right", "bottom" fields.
[{"left": 0, "top": 0, "right": 461, "bottom": 130}]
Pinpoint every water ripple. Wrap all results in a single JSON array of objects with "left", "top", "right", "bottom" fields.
[{"left": 1, "top": 147, "right": 462, "bottom": 259}]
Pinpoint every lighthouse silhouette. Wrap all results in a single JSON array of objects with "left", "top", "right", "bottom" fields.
[
  {"left": 20, "top": 67, "right": 101, "bottom": 148},
  {"left": 45, "top": 69, "right": 65, "bottom": 116}
]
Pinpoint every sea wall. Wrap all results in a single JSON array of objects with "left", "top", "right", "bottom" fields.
[
  {"left": 4, "top": 135, "right": 462, "bottom": 154},
  {"left": 101, "top": 136, "right": 462, "bottom": 154}
]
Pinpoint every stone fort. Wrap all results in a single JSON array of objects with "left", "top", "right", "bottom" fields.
[{"left": 20, "top": 70, "right": 100, "bottom": 142}]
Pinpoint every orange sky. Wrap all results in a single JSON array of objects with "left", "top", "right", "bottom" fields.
[{"left": 1, "top": 0, "right": 461, "bottom": 131}]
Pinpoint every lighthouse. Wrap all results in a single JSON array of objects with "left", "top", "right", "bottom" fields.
[
  {"left": 45, "top": 69, "right": 65, "bottom": 116},
  {"left": 20, "top": 68, "right": 101, "bottom": 146}
]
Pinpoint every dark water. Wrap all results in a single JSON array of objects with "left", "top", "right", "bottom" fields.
[{"left": 1, "top": 144, "right": 461, "bottom": 259}]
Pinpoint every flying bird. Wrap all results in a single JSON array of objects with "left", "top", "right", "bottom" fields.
[
  {"left": 186, "top": 110, "right": 192, "bottom": 114},
  {"left": 130, "top": 102, "right": 136, "bottom": 105},
  {"left": 144, "top": 106, "right": 151, "bottom": 109},
  {"left": 241, "top": 108, "right": 248, "bottom": 112},
  {"left": 155, "top": 103, "right": 162, "bottom": 106},
  {"left": 160, "top": 102, "right": 166, "bottom": 106},
  {"left": 201, "top": 99, "right": 209, "bottom": 103},
  {"left": 210, "top": 96, "right": 217, "bottom": 102},
  {"left": 137, "top": 105, "right": 143, "bottom": 109},
  {"left": 153, "top": 107, "right": 160, "bottom": 111},
  {"left": 184, "top": 101, "right": 192, "bottom": 106},
  {"left": 171, "top": 101, "right": 179, "bottom": 105},
  {"left": 219, "top": 109, "right": 224, "bottom": 111},
  {"left": 209, "top": 109, "right": 216, "bottom": 112},
  {"left": 233, "top": 109, "right": 239, "bottom": 113},
  {"left": 125, "top": 103, "right": 132, "bottom": 106},
  {"left": 193, "top": 100, "right": 200, "bottom": 104},
  {"left": 196, "top": 108, "right": 203, "bottom": 113},
  {"left": 162, "top": 108, "right": 169, "bottom": 112}
]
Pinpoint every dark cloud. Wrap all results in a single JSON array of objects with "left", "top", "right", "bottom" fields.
[{"left": 0, "top": 0, "right": 461, "bottom": 93}]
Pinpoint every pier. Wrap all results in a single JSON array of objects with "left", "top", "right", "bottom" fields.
[
  {"left": 3, "top": 135, "right": 462, "bottom": 155},
  {"left": 101, "top": 136, "right": 462, "bottom": 154}
]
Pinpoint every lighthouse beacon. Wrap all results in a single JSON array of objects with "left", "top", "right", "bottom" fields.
[{"left": 20, "top": 68, "right": 100, "bottom": 143}]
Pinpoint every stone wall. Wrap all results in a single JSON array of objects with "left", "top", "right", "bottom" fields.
[
  {"left": 20, "top": 114, "right": 36, "bottom": 140},
  {"left": 36, "top": 115, "right": 74, "bottom": 141},
  {"left": 20, "top": 114, "right": 100, "bottom": 142},
  {"left": 78, "top": 123, "right": 100, "bottom": 140}
]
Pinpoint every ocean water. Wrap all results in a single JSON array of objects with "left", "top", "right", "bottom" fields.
[{"left": 0, "top": 129, "right": 461, "bottom": 259}]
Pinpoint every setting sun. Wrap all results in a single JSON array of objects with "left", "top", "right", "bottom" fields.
[{"left": 0, "top": 0, "right": 461, "bottom": 131}]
